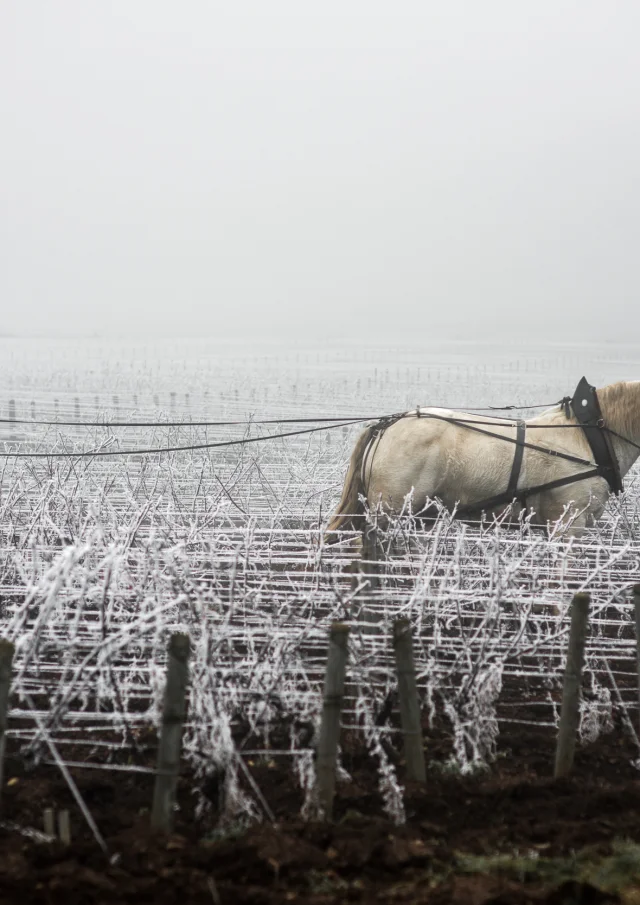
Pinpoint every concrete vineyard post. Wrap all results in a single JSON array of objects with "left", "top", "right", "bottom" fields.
[
  {"left": 0, "top": 639, "right": 15, "bottom": 809},
  {"left": 392, "top": 619, "right": 426, "bottom": 783},
  {"left": 151, "top": 633, "right": 191, "bottom": 833},
  {"left": 316, "top": 623, "right": 349, "bottom": 821},
  {"left": 554, "top": 593, "right": 590, "bottom": 778}
]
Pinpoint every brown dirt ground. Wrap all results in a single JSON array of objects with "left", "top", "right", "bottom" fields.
[{"left": 2, "top": 712, "right": 640, "bottom": 905}]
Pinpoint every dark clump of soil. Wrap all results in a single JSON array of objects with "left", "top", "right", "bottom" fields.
[{"left": 1, "top": 719, "right": 640, "bottom": 904}]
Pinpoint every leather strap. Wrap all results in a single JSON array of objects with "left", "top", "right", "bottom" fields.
[
  {"left": 360, "top": 377, "right": 624, "bottom": 521},
  {"left": 360, "top": 413, "right": 405, "bottom": 489},
  {"left": 506, "top": 420, "right": 525, "bottom": 499},
  {"left": 570, "top": 377, "right": 623, "bottom": 494},
  {"left": 457, "top": 467, "right": 600, "bottom": 518}
]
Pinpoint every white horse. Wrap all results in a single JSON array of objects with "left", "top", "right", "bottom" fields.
[{"left": 328, "top": 380, "right": 640, "bottom": 538}]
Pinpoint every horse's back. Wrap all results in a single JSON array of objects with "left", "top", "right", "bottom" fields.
[{"left": 367, "top": 409, "right": 520, "bottom": 513}]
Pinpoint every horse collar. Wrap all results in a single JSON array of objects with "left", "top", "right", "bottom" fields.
[{"left": 570, "top": 376, "right": 623, "bottom": 494}]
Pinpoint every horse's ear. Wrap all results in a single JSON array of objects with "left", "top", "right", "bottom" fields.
[{"left": 570, "top": 376, "right": 598, "bottom": 422}]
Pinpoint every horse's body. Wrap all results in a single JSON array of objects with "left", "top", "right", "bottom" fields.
[{"left": 328, "top": 381, "right": 640, "bottom": 536}]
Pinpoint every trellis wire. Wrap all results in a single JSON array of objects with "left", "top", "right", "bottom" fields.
[{"left": 1, "top": 337, "right": 639, "bottom": 826}]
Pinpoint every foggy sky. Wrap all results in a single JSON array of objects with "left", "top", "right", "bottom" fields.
[{"left": 2, "top": 2, "right": 640, "bottom": 343}]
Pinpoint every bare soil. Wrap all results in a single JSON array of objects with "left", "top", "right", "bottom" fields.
[{"left": 2, "top": 712, "right": 640, "bottom": 904}]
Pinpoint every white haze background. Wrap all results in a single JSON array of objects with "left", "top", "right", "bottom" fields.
[{"left": 2, "top": 2, "right": 639, "bottom": 343}]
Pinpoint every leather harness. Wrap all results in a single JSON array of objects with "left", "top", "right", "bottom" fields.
[
  {"left": 361, "top": 377, "right": 623, "bottom": 519},
  {"left": 506, "top": 419, "right": 526, "bottom": 502},
  {"left": 569, "top": 376, "right": 623, "bottom": 494}
]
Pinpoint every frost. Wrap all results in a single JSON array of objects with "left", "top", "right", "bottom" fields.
[{"left": 1, "top": 346, "right": 639, "bottom": 827}]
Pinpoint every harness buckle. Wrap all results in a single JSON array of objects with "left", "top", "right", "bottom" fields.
[{"left": 597, "top": 418, "right": 605, "bottom": 429}]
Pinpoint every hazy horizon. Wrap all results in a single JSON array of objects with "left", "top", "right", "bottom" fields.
[{"left": 3, "top": 2, "right": 640, "bottom": 344}]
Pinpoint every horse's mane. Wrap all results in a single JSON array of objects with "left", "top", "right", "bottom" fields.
[{"left": 599, "top": 380, "right": 640, "bottom": 437}]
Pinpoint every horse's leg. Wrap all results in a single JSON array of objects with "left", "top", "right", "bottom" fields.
[{"left": 356, "top": 510, "right": 385, "bottom": 635}]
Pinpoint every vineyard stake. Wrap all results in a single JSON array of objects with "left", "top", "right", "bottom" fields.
[
  {"left": 151, "top": 633, "right": 191, "bottom": 833},
  {"left": 43, "top": 808, "right": 55, "bottom": 837},
  {"left": 634, "top": 585, "right": 640, "bottom": 734},
  {"left": 393, "top": 619, "right": 426, "bottom": 783},
  {"left": 316, "top": 623, "right": 349, "bottom": 821},
  {"left": 25, "top": 694, "right": 109, "bottom": 853},
  {"left": 8, "top": 400, "right": 16, "bottom": 441},
  {"left": 554, "top": 592, "right": 590, "bottom": 778},
  {"left": 58, "top": 809, "right": 71, "bottom": 845},
  {"left": 0, "top": 638, "right": 15, "bottom": 810}
]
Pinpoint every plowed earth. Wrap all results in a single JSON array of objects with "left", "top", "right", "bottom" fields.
[{"left": 2, "top": 712, "right": 640, "bottom": 905}]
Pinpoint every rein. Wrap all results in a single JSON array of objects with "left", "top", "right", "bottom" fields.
[{"left": 409, "top": 411, "right": 594, "bottom": 468}]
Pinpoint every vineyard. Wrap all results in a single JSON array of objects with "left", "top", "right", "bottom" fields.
[{"left": 1, "top": 336, "right": 640, "bottom": 904}]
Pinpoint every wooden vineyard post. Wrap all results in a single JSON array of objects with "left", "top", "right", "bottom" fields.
[
  {"left": 316, "top": 623, "right": 350, "bottom": 821},
  {"left": 393, "top": 619, "right": 426, "bottom": 783},
  {"left": 358, "top": 519, "right": 382, "bottom": 635},
  {"left": 634, "top": 585, "right": 640, "bottom": 733},
  {"left": 0, "top": 639, "right": 15, "bottom": 809},
  {"left": 151, "top": 633, "right": 191, "bottom": 832},
  {"left": 554, "top": 593, "right": 590, "bottom": 778},
  {"left": 0, "top": 640, "right": 14, "bottom": 808},
  {"left": 7, "top": 400, "right": 16, "bottom": 441}
]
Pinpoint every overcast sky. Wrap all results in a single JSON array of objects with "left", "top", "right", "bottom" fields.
[{"left": 2, "top": 2, "right": 639, "bottom": 342}]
